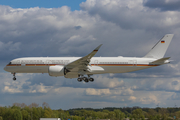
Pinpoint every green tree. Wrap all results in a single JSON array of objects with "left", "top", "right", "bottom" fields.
[
  {"left": 44, "top": 110, "right": 51, "bottom": 118},
  {"left": 58, "top": 109, "right": 70, "bottom": 120},
  {"left": 108, "top": 111, "right": 116, "bottom": 120},
  {"left": 51, "top": 110, "right": 58, "bottom": 118},
  {"left": 72, "top": 115, "right": 83, "bottom": 120},
  {"left": 114, "top": 109, "right": 125, "bottom": 120},
  {"left": 21, "top": 110, "right": 29, "bottom": 120},
  {"left": 3, "top": 108, "right": 14, "bottom": 120},
  {"left": 37, "top": 107, "right": 44, "bottom": 119},
  {"left": 175, "top": 111, "right": 180, "bottom": 119},
  {"left": 131, "top": 109, "right": 145, "bottom": 120},
  {"left": 0, "top": 116, "right": 3, "bottom": 120},
  {"left": 124, "top": 111, "right": 131, "bottom": 118},
  {"left": 0, "top": 107, "right": 6, "bottom": 118},
  {"left": 32, "top": 107, "right": 39, "bottom": 119},
  {"left": 146, "top": 109, "right": 161, "bottom": 120},
  {"left": 12, "top": 109, "right": 22, "bottom": 120},
  {"left": 158, "top": 108, "right": 169, "bottom": 120}
]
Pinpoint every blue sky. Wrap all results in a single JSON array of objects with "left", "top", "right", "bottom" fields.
[
  {"left": 0, "top": 0, "right": 86, "bottom": 11},
  {"left": 1, "top": 0, "right": 180, "bottom": 110}
]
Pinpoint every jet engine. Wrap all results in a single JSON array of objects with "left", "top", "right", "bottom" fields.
[{"left": 48, "top": 66, "right": 64, "bottom": 77}]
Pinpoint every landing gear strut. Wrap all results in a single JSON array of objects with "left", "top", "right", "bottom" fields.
[{"left": 12, "top": 72, "right": 16, "bottom": 81}]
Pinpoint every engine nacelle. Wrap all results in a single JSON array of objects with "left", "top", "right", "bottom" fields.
[{"left": 48, "top": 66, "right": 64, "bottom": 77}]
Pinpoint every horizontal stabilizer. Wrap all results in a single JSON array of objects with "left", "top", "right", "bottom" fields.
[{"left": 150, "top": 57, "right": 170, "bottom": 64}]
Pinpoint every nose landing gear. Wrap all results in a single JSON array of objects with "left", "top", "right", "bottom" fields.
[{"left": 12, "top": 72, "right": 16, "bottom": 81}]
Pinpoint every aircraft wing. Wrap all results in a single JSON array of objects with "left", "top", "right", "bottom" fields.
[
  {"left": 150, "top": 57, "right": 170, "bottom": 65},
  {"left": 65, "top": 44, "right": 102, "bottom": 72}
]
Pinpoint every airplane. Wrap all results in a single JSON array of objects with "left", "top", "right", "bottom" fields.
[{"left": 4, "top": 34, "right": 174, "bottom": 82}]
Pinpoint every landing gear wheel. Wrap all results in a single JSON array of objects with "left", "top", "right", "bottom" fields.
[
  {"left": 83, "top": 77, "right": 89, "bottom": 83},
  {"left": 13, "top": 77, "right": 16, "bottom": 81},
  {"left": 77, "top": 78, "right": 82, "bottom": 82},
  {"left": 89, "top": 78, "right": 94, "bottom": 82}
]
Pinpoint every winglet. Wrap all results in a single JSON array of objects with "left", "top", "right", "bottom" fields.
[{"left": 94, "top": 44, "right": 103, "bottom": 51}]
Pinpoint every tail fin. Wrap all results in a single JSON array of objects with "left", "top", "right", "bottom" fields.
[{"left": 144, "top": 34, "right": 174, "bottom": 59}]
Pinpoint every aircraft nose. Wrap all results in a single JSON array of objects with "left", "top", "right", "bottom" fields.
[{"left": 4, "top": 66, "right": 8, "bottom": 71}]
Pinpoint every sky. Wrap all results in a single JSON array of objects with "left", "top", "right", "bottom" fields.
[
  {"left": 1, "top": 0, "right": 180, "bottom": 110},
  {"left": 0, "top": 0, "right": 86, "bottom": 11}
]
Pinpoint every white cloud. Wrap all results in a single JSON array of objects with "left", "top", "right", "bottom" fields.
[
  {"left": 0, "top": 41, "right": 21, "bottom": 53},
  {"left": 170, "top": 93, "right": 180, "bottom": 100},
  {"left": 3, "top": 86, "right": 23, "bottom": 93},
  {"left": 139, "top": 94, "right": 159, "bottom": 104},
  {"left": 80, "top": 0, "right": 180, "bottom": 35},
  {"left": 113, "top": 87, "right": 134, "bottom": 96},
  {"left": 85, "top": 88, "right": 111, "bottom": 95},
  {"left": 93, "top": 75, "right": 124, "bottom": 88},
  {"left": 128, "top": 96, "right": 136, "bottom": 101},
  {"left": 29, "top": 83, "right": 51, "bottom": 93},
  {"left": 131, "top": 78, "right": 180, "bottom": 92}
]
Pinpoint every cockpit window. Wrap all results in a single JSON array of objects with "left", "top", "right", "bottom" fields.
[{"left": 8, "top": 62, "right": 12, "bottom": 65}]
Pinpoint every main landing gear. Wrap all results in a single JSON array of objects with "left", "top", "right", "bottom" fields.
[
  {"left": 12, "top": 72, "right": 16, "bottom": 81},
  {"left": 77, "top": 75, "right": 94, "bottom": 83}
]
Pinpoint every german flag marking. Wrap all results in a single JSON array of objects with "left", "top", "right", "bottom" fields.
[{"left": 161, "top": 41, "right": 165, "bottom": 43}]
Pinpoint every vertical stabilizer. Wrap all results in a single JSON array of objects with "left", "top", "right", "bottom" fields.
[{"left": 144, "top": 34, "right": 174, "bottom": 59}]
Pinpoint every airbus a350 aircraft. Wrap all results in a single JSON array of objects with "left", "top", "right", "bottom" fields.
[{"left": 4, "top": 34, "right": 174, "bottom": 82}]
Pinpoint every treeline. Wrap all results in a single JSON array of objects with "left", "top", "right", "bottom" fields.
[
  {"left": 1, "top": 103, "right": 180, "bottom": 120},
  {"left": 0, "top": 102, "right": 70, "bottom": 120}
]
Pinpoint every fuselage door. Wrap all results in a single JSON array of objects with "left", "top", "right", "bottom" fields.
[
  {"left": 21, "top": 60, "right": 26, "bottom": 66},
  {"left": 45, "top": 60, "right": 52, "bottom": 66},
  {"left": 129, "top": 60, "right": 137, "bottom": 66},
  {"left": 134, "top": 60, "right": 137, "bottom": 66},
  {"left": 16, "top": 60, "right": 20, "bottom": 66},
  {"left": 94, "top": 60, "right": 98, "bottom": 66}
]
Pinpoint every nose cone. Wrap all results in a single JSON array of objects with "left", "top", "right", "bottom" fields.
[{"left": 4, "top": 66, "right": 8, "bottom": 71}]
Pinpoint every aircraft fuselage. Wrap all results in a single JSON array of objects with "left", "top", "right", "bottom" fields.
[{"left": 4, "top": 57, "right": 158, "bottom": 75}]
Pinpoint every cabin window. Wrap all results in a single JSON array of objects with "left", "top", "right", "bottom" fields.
[{"left": 8, "top": 62, "right": 12, "bottom": 65}]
